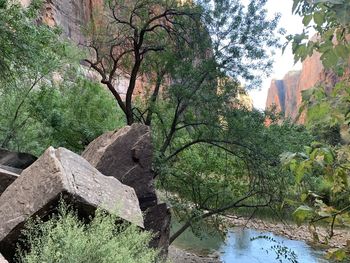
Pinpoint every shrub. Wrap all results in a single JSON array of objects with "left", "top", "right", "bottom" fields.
[{"left": 16, "top": 203, "right": 161, "bottom": 263}]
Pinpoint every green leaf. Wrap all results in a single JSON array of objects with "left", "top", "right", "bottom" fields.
[
  {"left": 295, "top": 162, "right": 307, "bottom": 184},
  {"left": 293, "top": 205, "right": 314, "bottom": 226},
  {"left": 313, "top": 12, "right": 325, "bottom": 26},
  {"left": 321, "top": 49, "right": 338, "bottom": 68},
  {"left": 334, "top": 44, "right": 349, "bottom": 58},
  {"left": 325, "top": 248, "right": 347, "bottom": 261},
  {"left": 292, "top": 0, "right": 301, "bottom": 13},
  {"left": 302, "top": 14, "right": 312, "bottom": 26}
]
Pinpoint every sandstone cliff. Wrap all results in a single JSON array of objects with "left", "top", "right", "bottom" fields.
[
  {"left": 20, "top": 0, "right": 103, "bottom": 44},
  {"left": 265, "top": 51, "right": 338, "bottom": 122},
  {"left": 266, "top": 70, "right": 300, "bottom": 118}
]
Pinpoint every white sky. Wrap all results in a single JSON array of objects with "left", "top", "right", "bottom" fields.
[{"left": 248, "top": 0, "right": 303, "bottom": 110}]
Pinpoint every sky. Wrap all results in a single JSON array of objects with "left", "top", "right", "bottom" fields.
[{"left": 248, "top": 0, "right": 303, "bottom": 110}]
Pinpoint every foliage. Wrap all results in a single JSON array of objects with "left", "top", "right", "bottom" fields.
[
  {"left": 289, "top": 0, "right": 350, "bottom": 72},
  {"left": 282, "top": 143, "right": 350, "bottom": 259},
  {"left": 154, "top": 103, "right": 313, "bottom": 242},
  {"left": 299, "top": 79, "right": 350, "bottom": 145},
  {"left": 28, "top": 76, "right": 123, "bottom": 154},
  {"left": 281, "top": 143, "right": 350, "bottom": 262},
  {"left": 0, "top": 72, "right": 121, "bottom": 156},
  {"left": 287, "top": 1, "right": 350, "bottom": 260},
  {"left": 0, "top": 0, "right": 68, "bottom": 81},
  {"left": 85, "top": 0, "right": 281, "bottom": 124},
  {"left": 16, "top": 202, "right": 161, "bottom": 263}
]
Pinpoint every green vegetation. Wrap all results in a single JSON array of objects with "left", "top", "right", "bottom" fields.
[
  {"left": 16, "top": 203, "right": 161, "bottom": 263},
  {"left": 0, "top": 0, "right": 64, "bottom": 81},
  {"left": 282, "top": 0, "right": 350, "bottom": 261},
  {"left": 0, "top": 0, "right": 122, "bottom": 155},
  {"left": 2, "top": 0, "right": 350, "bottom": 261}
]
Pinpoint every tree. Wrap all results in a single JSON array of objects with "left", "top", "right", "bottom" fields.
[
  {"left": 85, "top": 0, "right": 281, "bottom": 125},
  {"left": 0, "top": 0, "right": 64, "bottom": 81},
  {"left": 84, "top": 0, "right": 199, "bottom": 125},
  {"left": 0, "top": 1, "right": 120, "bottom": 156},
  {"left": 0, "top": 0, "right": 70, "bottom": 152},
  {"left": 84, "top": 0, "right": 305, "bottom": 243},
  {"left": 155, "top": 107, "right": 313, "bottom": 243}
]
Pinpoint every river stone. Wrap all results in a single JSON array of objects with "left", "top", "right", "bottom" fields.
[
  {"left": 0, "top": 148, "right": 37, "bottom": 169},
  {"left": 144, "top": 203, "right": 171, "bottom": 254},
  {"left": 82, "top": 123, "right": 157, "bottom": 210},
  {"left": 0, "top": 147, "right": 143, "bottom": 258},
  {"left": 0, "top": 165, "right": 20, "bottom": 196}
]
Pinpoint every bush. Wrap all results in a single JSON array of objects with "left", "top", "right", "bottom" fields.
[{"left": 16, "top": 203, "right": 161, "bottom": 263}]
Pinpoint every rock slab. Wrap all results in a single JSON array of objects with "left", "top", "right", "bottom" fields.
[
  {"left": 82, "top": 124, "right": 171, "bottom": 253},
  {"left": 82, "top": 123, "right": 157, "bottom": 210},
  {"left": 144, "top": 203, "right": 171, "bottom": 254},
  {"left": 0, "top": 147, "right": 143, "bottom": 258}
]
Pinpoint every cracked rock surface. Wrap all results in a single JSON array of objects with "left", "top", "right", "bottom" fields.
[{"left": 0, "top": 147, "right": 143, "bottom": 259}]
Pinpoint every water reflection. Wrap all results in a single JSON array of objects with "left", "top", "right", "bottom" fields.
[
  {"left": 220, "top": 228, "right": 329, "bottom": 263},
  {"left": 233, "top": 228, "right": 252, "bottom": 252},
  {"left": 171, "top": 219, "right": 328, "bottom": 263}
]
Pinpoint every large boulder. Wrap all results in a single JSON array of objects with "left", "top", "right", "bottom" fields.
[
  {"left": 82, "top": 124, "right": 171, "bottom": 254},
  {"left": 0, "top": 165, "right": 20, "bottom": 196},
  {"left": 0, "top": 148, "right": 37, "bottom": 169},
  {"left": 144, "top": 204, "right": 171, "bottom": 254},
  {"left": 0, "top": 147, "right": 143, "bottom": 259},
  {"left": 82, "top": 124, "right": 157, "bottom": 210}
]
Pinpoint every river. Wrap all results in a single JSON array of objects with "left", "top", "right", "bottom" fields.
[{"left": 172, "top": 221, "right": 329, "bottom": 263}]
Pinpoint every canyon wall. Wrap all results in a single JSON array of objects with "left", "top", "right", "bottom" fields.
[
  {"left": 20, "top": 0, "right": 150, "bottom": 99},
  {"left": 21, "top": 0, "right": 104, "bottom": 44},
  {"left": 265, "top": 51, "right": 336, "bottom": 122}
]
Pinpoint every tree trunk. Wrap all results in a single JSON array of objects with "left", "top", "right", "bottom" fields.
[{"left": 145, "top": 71, "right": 164, "bottom": 126}]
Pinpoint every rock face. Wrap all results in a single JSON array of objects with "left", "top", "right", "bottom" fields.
[
  {"left": 266, "top": 71, "right": 301, "bottom": 119},
  {"left": 21, "top": 0, "right": 103, "bottom": 44},
  {"left": 266, "top": 52, "right": 341, "bottom": 122},
  {"left": 82, "top": 124, "right": 171, "bottom": 253},
  {"left": 0, "top": 147, "right": 143, "bottom": 259},
  {"left": 0, "top": 148, "right": 36, "bottom": 169},
  {"left": 144, "top": 204, "right": 171, "bottom": 253},
  {"left": 0, "top": 166, "right": 20, "bottom": 196},
  {"left": 265, "top": 79, "right": 286, "bottom": 113},
  {"left": 82, "top": 124, "right": 157, "bottom": 210}
]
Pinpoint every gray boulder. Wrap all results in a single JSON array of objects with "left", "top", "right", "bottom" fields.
[
  {"left": 144, "top": 203, "right": 171, "bottom": 254},
  {"left": 0, "top": 148, "right": 37, "bottom": 169},
  {"left": 0, "top": 165, "right": 20, "bottom": 196},
  {"left": 82, "top": 124, "right": 171, "bottom": 254},
  {"left": 0, "top": 147, "right": 143, "bottom": 259},
  {"left": 82, "top": 124, "right": 157, "bottom": 210}
]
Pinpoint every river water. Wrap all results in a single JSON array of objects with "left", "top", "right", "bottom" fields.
[
  {"left": 172, "top": 221, "right": 329, "bottom": 263},
  {"left": 220, "top": 228, "right": 328, "bottom": 263}
]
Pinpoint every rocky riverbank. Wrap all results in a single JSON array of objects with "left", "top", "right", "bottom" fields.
[{"left": 168, "top": 246, "right": 221, "bottom": 263}]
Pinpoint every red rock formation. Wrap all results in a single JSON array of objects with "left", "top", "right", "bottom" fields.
[
  {"left": 265, "top": 51, "right": 340, "bottom": 122},
  {"left": 266, "top": 70, "right": 301, "bottom": 117},
  {"left": 21, "top": 0, "right": 104, "bottom": 44}
]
